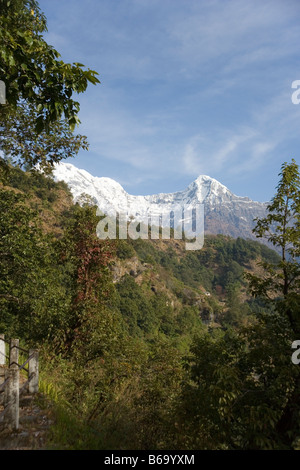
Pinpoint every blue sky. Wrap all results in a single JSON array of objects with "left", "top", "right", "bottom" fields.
[{"left": 39, "top": 0, "right": 300, "bottom": 202}]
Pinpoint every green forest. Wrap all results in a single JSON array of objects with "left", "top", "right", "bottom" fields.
[{"left": 0, "top": 1, "right": 300, "bottom": 451}]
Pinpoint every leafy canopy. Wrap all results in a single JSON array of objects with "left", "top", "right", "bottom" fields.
[
  {"left": 246, "top": 159, "right": 300, "bottom": 334},
  {"left": 0, "top": 0, "right": 99, "bottom": 132}
]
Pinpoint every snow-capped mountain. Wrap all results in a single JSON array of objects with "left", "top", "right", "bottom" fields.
[{"left": 52, "top": 162, "right": 268, "bottom": 243}]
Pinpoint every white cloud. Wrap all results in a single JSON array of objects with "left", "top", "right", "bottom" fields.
[{"left": 182, "top": 127, "right": 257, "bottom": 176}]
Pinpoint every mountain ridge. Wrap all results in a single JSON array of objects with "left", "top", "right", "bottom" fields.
[{"left": 52, "top": 162, "right": 269, "bottom": 243}]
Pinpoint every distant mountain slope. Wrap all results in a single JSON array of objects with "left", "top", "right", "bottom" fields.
[{"left": 52, "top": 162, "right": 268, "bottom": 242}]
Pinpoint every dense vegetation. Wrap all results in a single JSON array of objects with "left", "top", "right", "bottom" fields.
[
  {"left": 1, "top": 0, "right": 299, "bottom": 451},
  {"left": 1, "top": 161, "right": 299, "bottom": 450}
]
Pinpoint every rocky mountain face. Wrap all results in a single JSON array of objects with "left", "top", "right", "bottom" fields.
[{"left": 52, "top": 162, "right": 268, "bottom": 243}]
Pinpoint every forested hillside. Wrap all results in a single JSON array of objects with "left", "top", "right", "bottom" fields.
[
  {"left": 0, "top": 164, "right": 279, "bottom": 343},
  {"left": 1, "top": 163, "right": 299, "bottom": 450},
  {"left": 0, "top": 1, "right": 299, "bottom": 451}
]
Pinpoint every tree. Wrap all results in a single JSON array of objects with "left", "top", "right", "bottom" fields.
[
  {"left": 0, "top": 0, "right": 99, "bottom": 133},
  {"left": 0, "top": 186, "right": 68, "bottom": 342},
  {"left": 0, "top": 0, "right": 99, "bottom": 179},
  {"left": 56, "top": 204, "right": 118, "bottom": 358},
  {"left": 0, "top": 101, "right": 89, "bottom": 174},
  {"left": 245, "top": 160, "right": 300, "bottom": 448},
  {"left": 176, "top": 161, "right": 300, "bottom": 450},
  {"left": 246, "top": 159, "right": 300, "bottom": 335},
  {"left": 176, "top": 329, "right": 246, "bottom": 449}
]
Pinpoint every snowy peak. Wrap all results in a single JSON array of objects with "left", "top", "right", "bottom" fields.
[
  {"left": 54, "top": 162, "right": 125, "bottom": 193},
  {"left": 52, "top": 162, "right": 237, "bottom": 210},
  {"left": 185, "top": 175, "right": 230, "bottom": 203},
  {"left": 53, "top": 163, "right": 237, "bottom": 204},
  {"left": 52, "top": 162, "right": 268, "bottom": 241},
  {"left": 53, "top": 162, "right": 128, "bottom": 208}
]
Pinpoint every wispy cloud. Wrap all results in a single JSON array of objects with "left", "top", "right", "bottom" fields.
[
  {"left": 181, "top": 83, "right": 300, "bottom": 182},
  {"left": 182, "top": 128, "right": 259, "bottom": 177}
]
